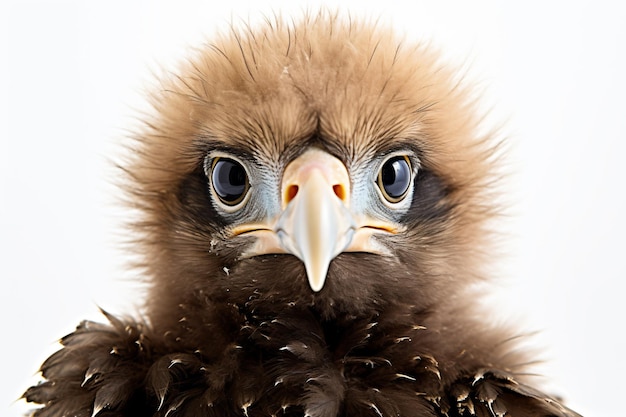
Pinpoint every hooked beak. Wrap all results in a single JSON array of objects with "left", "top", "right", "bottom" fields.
[
  {"left": 275, "top": 149, "right": 356, "bottom": 292},
  {"left": 233, "top": 148, "right": 397, "bottom": 292}
]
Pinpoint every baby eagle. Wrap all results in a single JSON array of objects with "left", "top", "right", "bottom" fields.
[{"left": 25, "top": 12, "right": 580, "bottom": 417}]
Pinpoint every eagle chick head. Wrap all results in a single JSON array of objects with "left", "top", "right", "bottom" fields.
[{"left": 126, "top": 11, "right": 499, "bottom": 325}]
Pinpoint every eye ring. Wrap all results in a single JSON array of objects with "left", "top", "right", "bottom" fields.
[
  {"left": 210, "top": 157, "right": 250, "bottom": 207},
  {"left": 376, "top": 155, "right": 412, "bottom": 204}
]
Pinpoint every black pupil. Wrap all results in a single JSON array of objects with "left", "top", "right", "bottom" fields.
[
  {"left": 381, "top": 156, "right": 411, "bottom": 199},
  {"left": 212, "top": 158, "right": 247, "bottom": 204}
]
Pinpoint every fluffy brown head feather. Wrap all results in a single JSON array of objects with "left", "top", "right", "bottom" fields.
[{"left": 127, "top": 12, "right": 498, "bottom": 326}]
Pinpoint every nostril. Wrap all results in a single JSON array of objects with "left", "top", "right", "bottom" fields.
[
  {"left": 285, "top": 184, "right": 299, "bottom": 204},
  {"left": 333, "top": 184, "right": 346, "bottom": 201}
]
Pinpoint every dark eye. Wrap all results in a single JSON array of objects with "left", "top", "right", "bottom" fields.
[
  {"left": 211, "top": 158, "right": 249, "bottom": 206},
  {"left": 377, "top": 155, "right": 412, "bottom": 203}
]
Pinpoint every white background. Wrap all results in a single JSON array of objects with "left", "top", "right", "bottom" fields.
[{"left": 2, "top": 1, "right": 624, "bottom": 416}]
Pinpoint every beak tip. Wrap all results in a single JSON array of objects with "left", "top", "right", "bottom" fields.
[{"left": 306, "top": 267, "right": 328, "bottom": 293}]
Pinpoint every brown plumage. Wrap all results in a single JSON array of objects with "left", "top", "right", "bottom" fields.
[{"left": 24, "top": 11, "right": 580, "bottom": 417}]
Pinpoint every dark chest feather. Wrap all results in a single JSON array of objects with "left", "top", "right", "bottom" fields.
[{"left": 24, "top": 308, "right": 580, "bottom": 417}]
